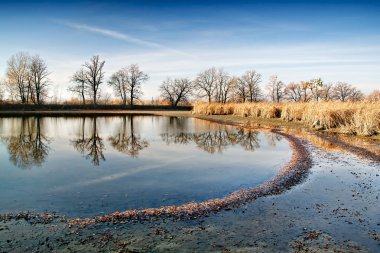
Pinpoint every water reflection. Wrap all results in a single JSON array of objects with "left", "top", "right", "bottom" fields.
[
  {"left": 0, "top": 116, "right": 284, "bottom": 169},
  {"left": 1, "top": 117, "right": 50, "bottom": 169},
  {"left": 108, "top": 116, "right": 149, "bottom": 157},
  {"left": 71, "top": 117, "right": 105, "bottom": 166},
  {"left": 236, "top": 128, "right": 261, "bottom": 151},
  {"left": 265, "top": 132, "right": 283, "bottom": 147},
  {"left": 0, "top": 116, "right": 293, "bottom": 216},
  {"left": 162, "top": 126, "right": 262, "bottom": 153}
]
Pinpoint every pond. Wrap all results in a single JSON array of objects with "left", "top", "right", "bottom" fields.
[{"left": 0, "top": 116, "right": 292, "bottom": 218}]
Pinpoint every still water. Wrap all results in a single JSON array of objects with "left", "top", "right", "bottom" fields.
[{"left": 0, "top": 116, "right": 292, "bottom": 217}]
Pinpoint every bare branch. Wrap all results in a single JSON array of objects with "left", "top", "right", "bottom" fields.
[{"left": 84, "top": 55, "right": 105, "bottom": 105}]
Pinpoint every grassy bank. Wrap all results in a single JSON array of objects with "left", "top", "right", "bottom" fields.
[{"left": 193, "top": 101, "right": 380, "bottom": 136}]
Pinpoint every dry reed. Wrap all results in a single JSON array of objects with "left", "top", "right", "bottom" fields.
[{"left": 193, "top": 101, "right": 380, "bottom": 136}]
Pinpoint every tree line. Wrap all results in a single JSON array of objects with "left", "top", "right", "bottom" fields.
[
  {"left": 1, "top": 52, "right": 379, "bottom": 105},
  {"left": 1, "top": 53, "right": 150, "bottom": 105},
  {"left": 160, "top": 67, "right": 374, "bottom": 105},
  {"left": 2, "top": 52, "right": 50, "bottom": 104}
]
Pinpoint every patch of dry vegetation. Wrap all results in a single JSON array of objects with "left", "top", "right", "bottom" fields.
[{"left": 193, "top": 101, "right": 380, "bottom": 136}]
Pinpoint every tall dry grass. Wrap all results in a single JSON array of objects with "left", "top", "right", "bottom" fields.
[
  {"left": 193, "top": 101, "right": 380, "bottom": 136},
  {"left": 192, "top": 102, "right": 282, "bottom": 119}
]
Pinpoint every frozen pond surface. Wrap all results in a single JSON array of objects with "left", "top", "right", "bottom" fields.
[{"left": 0, "top": 116, "right": 291, "bottom": 217}]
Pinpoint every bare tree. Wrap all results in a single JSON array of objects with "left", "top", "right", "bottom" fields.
[
  {"left": 108, "top": 68, "right": 129, "bottom": 105},
  {"left": 266, "top": 75, "right": 285, "bottom": 103},
  {"left": 332, "top": 82, "right": 363, "bottom": 102},
  {"left": 286, "top": 80, "right": 334, "bottom": 102},
  {"left": 285, "top": 82, "right": 302, "bottom": 102},
  {"left": 233, "top": 76, "right": 247, "bottom": 102},
  {"left": 68, "top": 68, "right": 87, "bottom": 104},
  {"left": 159, "top": 77, "right": 193, "bottom": 106},
  {"left": 238, "top": 70, "right": 262, "bottom": 102},
  {"left": 222, "top": 77, "right": 236, "bottom": 103},
  {"left": 299, "top": 81, "right": 312, "bottom": 102},
  {"left": 0, "top": 79, "right": 4, "bottom": 102},
  {"left": 28, "top": 55, "right": 50, "bottom": 104},
  {"left": 214, "top": 68, "right": 233, "bottom": 103},
  {"left": 194, "top": 67, "right": 217, "bottom": 103},
  {"left": 367, "top": 90, "right": 380, "bottom": 102},
  {"left": 6, "top": 52, "right": 30, "bottom": 104},
  {"left": 350, "top": 87, "right": 364, "bottom": 101},
  {"left": 320, "top": 83, "right": 334, "bottom": 101},
  {"left": 126, "top": 64, "right": 149, "bottom": 106},
  {"left": 84, "top": 55, "right": 105, "bottom": 105},
  {"left": 310, "top": 78, "right": 323, "bottom": 101}
]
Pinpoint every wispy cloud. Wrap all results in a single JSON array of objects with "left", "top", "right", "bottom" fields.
[{"left": 53, "top": 19, "right": 190, "bottom": 56}]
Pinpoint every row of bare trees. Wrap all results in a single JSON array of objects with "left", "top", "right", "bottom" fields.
[
  {"left": 1, "top": 53, "right": 150, "bottom": 105},
  {"left": 1, "top": 53, "right": 375, "bottom": 105},
  {"left": 159, "top": 68, "right": 263, "bottom": 106},
  {"left": 192, "top": 68, "right": 263, "bottom": 103},
  {"left": 69, "top": 56, "right": 149, "bottom": 105},
  {"left": 265, "top": 76, "right": 365, "bottom": 103},
  {"left": 159, "top": 67, "right": 369, "bottom": 104},
  {"left": 4, "top": 52, "right": 50, "bottom": 104}
]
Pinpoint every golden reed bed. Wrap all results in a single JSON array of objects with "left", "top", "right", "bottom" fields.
[{"left": 192, "top": 101, "right": 380, "bottom": 136}]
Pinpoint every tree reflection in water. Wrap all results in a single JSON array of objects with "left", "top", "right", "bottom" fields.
[
  {"left": 161, "top": 116, "right": 193, "bottom": 145},
  {"left": 161, "top": 118, "right": 267, "bottom": 154},
  {"left": 108, "top": 116, "right": 148, "bottom": 157},
  {"left": 1, "top": 117, "right": 50, "bottom": 169},
  {"left": 71, "top": 117, "right": 105, "bottom": 166},
  {"left": 0, "top": 116, "right": 283, "bottom": 169},
  {"left": 265, "top": 132, "right": 283, "bottom": 147},
  {"left": 193, "top": 127, "right": 233, "bottom": 154},
  {"left": 236, "top": 128, "right": 260, "bottom": 151}
]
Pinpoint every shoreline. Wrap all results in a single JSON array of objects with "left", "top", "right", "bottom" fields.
[
  {"left": 1, "top": 112, "right": 379, "bottom": 225},
  {"left": 0, "top": 113, "right": 312, "bottom": 226},
  {"left": 1, "top": 112, "right": 380, "bottom": 252},
  {"left": 67, "top": 127, "right": 311, "bottom": 226}
]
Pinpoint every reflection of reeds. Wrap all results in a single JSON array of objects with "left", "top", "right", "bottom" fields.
[
  {"left": 283, "top": 128, "right": 341, "bottom": 152},
  {"left": 193, "top": 101, "right": 380, "bottom": 136},
  {"left": 283, "top": 127, "right": 380, "bottom": 162}
]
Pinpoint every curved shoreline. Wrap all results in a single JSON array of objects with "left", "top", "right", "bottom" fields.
[
  {"left": 0, "top": 118, "right": 313, "bottom": 226},
  {"left": 67, "top": 128, "right": 312, "bottom": 226},
  {"left": 1, "top": 116, "right": 379, "bottom": 252}
]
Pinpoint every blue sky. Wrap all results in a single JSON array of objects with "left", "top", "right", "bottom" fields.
[{"left": 0, "top": 0, "right": 379, "bottom": 100}]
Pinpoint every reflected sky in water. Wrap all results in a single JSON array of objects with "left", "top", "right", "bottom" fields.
[{"left": 0, "top": 116, "right": 292, "bottom": 217}]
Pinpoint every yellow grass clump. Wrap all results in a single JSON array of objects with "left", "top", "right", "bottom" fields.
[
  {"left": 193, "top": 101, "right": 380, "bottom": 136},
  {"left": 192, "top": 101, "right": 282, "bottom": 118}
]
